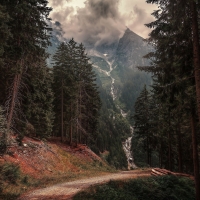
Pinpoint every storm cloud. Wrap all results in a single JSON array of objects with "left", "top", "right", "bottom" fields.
[{"left": 48, "top": 0, "right": 156, "bottom": 46}]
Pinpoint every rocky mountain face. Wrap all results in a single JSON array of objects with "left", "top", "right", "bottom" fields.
[
  {"left": 47, "top": 25, "right": 152, "bottom": 111},
  {"left": 115, "top": 28, "right": 151, "bottom": 69},
  {"left": 47, "top": 24, "right": 152, "bottom": 168}
]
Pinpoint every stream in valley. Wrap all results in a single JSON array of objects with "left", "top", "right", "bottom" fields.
[{"left": 93, "top": 55, "right": 137, "bottom": 169}]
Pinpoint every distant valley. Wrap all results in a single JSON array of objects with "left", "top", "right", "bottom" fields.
[{"left": 48, "top": 23, "right": 152, "bottom": 115}]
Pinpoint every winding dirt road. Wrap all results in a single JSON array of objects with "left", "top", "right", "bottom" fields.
[{"left": 19, "top": 169, "right": 151, "bottom": 200}]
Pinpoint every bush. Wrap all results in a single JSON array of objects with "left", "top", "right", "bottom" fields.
[
  {"left": 0, "top": 163, "right": 20, "bottom": 184},
  {"left": 0, "top": 137, "right": 7, "bottom": 154}
]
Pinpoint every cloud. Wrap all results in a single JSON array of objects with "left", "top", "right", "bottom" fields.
[
  {"left": 125, "top": 5, "right": 155, "bottom": 38},
  {"left": 50, "top": 6, "right": 74, "bottom": 23},
  {"left": 48, "top": 0, "right": 156, "bottom": 46},
  {"left": 50, "top": 0, "right": 68, "bottom": 7}
]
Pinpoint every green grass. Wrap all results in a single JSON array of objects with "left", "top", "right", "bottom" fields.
[{"left": 73, "top": 176, "right": 195, "bottom": 200}]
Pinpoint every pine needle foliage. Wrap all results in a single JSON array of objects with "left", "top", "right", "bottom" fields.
[{"left": 52, "top": 39, "right": 101, "bottom": 144}]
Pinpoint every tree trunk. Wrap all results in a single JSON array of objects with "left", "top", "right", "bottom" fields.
[
  {"left": 168, "top": 132, "right": 172, "bottom": 171},
  {"left": 61, "top": 79, "right": 64, "bottom": 142},
  {"left": 177, "top": 124, "right": 183, "bottom": 173},
  {"left": 6, "top": 73, "right": 21, "bottom": 145},
  {"left": 191, "top": 0, "right": 200, "bottom": 121},
  {"left": 168, "top": 115, "right": 172, "bottom": 171},
  {"left": 79, "top": 86, "right": 82, "bottom": 143},
  {"left": 159, "top": 147, "right": 162, "bottom": 168},
  {"left": 69, "top": 102, "right": 73, "bottom": 145},
  {"left": 147, "top": 136, "right": 149, "bottom": 165},
  {"left": 191, "top": 112, "right": 200, "bottom": 200},
  {"left": 76, "top": 98, "right": 79, "bottom": 146}
]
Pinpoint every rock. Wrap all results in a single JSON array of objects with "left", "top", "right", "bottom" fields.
[
  {"left": 47, "top": 168, "right": 52, "bottom": 172},
  {"left": 23, "top": 143, "right": 28, "bottom": 147}
]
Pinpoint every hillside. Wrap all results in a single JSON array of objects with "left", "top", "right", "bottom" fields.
[{"left": 0, "top": 136, "right": 112, "bottom": 199}]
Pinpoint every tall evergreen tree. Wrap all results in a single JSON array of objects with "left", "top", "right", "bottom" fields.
[
  {"left": 136, "top": 0, "right": 200, "bottom": 198},
  {"left": 52, "top": 39, "right": 101, "bottom": 145},
  {"left": 133, "top": 85, "right": 153, "bottom": 166},
  {"left": 0, "top": 0, "right": 52, "bottom": 145},
  {"left": 22, "top": 61, "right": 54, "bottom": 139},
  {"left": 0, "top": 4, "right": 10, "bottom": 66}
]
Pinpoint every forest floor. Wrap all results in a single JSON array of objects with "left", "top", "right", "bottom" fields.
[{"left": 18, "top": 169, "right": 151, "bottom": 200}]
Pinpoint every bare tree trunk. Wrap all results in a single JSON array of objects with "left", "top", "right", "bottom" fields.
[
  {"left": 191, "top": 0, "right": 200, "bottom": 121},
  {"left": 160, "top": 147, "right": 163, "bottom": 168},
  {"left": 79, "top": 86, "right": 82, "bottom": 144},
  {"left": 191, "top": 112, "right": 200, "bottom": 200},
  {"left": 76, "top": 97, "right": 79, "bottom": 146},
  {"left": 61, "top": 79, "right": 64, "bottom": 142},
  {"left": 6, "top": 73, "right": 21, "bottom": 145},
  {"left": 147, "top": 136, "right": 149, "bottom": 165},
  {"left": 69, "top": 102, "right": 73, "bottom": 145},
  {"left": 168, "top": 115, "right": 172, "bottom": 171},
  {"left": 177, "top": 124, "right": 183, "bottom": 173}
]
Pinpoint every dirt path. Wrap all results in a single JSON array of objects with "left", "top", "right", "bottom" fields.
[{"left": 19, "top": 169, "right": 151, "bottom": 200}]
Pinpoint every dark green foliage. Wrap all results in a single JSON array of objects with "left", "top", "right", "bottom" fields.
[
  {"left": 22, "top": 63, "right": 54, "bottom": 138},
  {"left": 74, "top": 176, "right": 195, "bottom": 200},
  {"left": 0, "top": 0, "right": 52, "bottom": 142},
  {"left": 0, "top": 4, "right": 10, "bottom": 65},
  {"left": 0, "top": 163, "right": 20, "bottom": 184},
  {"left": 93, "top": 86, "right": 129, "bottom": 169},
  {"left": 132, "top": 86, "right": 158, "bottom": 167},
  {"left": 52, "top": 40, "right": 101, "bottom": 144},
  {"left": 119, "top": 69, "right": 151, "bottom": 113},
  {"left": 0, "top": 163, "right": 33, "bottom": 199},
  {"left": 132, "top": 0, "right": 199, "bottom": 175}
]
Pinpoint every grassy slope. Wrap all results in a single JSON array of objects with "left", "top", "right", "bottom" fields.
[{"left": 0, "top": 137, "right": 114, "bottom": 199}]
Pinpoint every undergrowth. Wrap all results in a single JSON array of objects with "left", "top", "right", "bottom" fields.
[
  {"left": 0, "top": 158, "right": 114, "bottom": 200},
  {"left": 0, "top": 163, "right": 38, "bottom": 200},
  {"left": 73, "top": 175, "right": 195, "bottom": 200}
]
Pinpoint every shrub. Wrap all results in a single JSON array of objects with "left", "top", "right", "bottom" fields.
[{"left": 0, "top": 163, "right": 21, "bottom": 184}]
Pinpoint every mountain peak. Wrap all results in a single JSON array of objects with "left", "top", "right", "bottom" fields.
[
  {"left": 115, "top": 28, "right": 149, "bottom": 69},
  {"left": 124, "top": 28, "right": 144, "bottom": 40}
]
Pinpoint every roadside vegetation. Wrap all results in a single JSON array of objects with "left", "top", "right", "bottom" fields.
[
  {"left": 0, "top": 140, "right": 115, "bottom": 199},
  {"left": 74, "top": 176, "right": 195, "bottom": 200}
]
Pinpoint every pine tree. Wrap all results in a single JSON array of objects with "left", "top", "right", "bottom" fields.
[
  {"left": 0, "top": 0, "right": 52, "bottom": 144},
  {"left": 22, "top": 61, "right": 54, "bottom": 139},
  {"left": 133, "top": 85, "right": 153, "bottom": 166},
  {"left": 139, "top": 0, "right": 200, "bottom": 198},
  {"left": 0, "top": 4, "right": 10, "bottom": 66},
  {"left": 52, "top": 40, "right": 101, "bottom": 145}
]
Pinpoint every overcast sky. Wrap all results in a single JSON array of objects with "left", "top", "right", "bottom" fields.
[{"left": 48, "top": 0, "right": 157, "bottom": 46}]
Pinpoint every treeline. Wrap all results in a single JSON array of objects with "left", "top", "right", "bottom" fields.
[
  {"left": 95, "top": 85, "right": 130, "bottom": 169},
  {"left": 132, "top": 0, "right": 200, "bottom": 199},
  {"left": 0, "top": 0, "right": 54, "bottom": 147},
  {"left": 0, "top": 1, "right": 100, "bottom": 147},
  {"left": 0, "top": 0, "right": 128, "bottom": 169},
  {"left": 52, "top": 39, "right": 101, "bottom": 145},
  {"left": 119, "top": 69, "right": 151, "bottom": 114}
]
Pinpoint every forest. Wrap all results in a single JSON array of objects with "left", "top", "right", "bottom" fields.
[
  {"left": 131, "top": 0, "right": 200, "bottom": 199},
  {"left": 0, "top": 0, "right": 129, "bottom": 171},
  {"left": 0, "top": 0, "right": 200, "bottom": 199}
]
